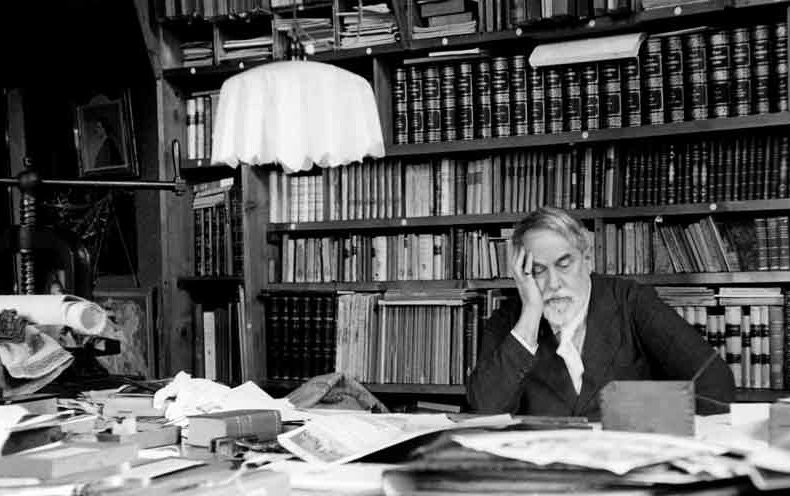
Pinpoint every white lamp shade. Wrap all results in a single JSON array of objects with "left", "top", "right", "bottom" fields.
[{"left": 211, "top": 60, "right": 386, "bottom": 174}]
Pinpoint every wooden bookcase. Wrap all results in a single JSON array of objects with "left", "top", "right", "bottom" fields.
[{"left": 154, "top": 0, "right": 790, "bottom": 405}]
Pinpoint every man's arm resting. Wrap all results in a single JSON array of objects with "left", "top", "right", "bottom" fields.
[{"left": 467, "top": 333, "right": 537, "bottom": 414}]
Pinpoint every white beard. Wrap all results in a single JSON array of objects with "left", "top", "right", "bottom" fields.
[{"left": 543, "top": 296, "right": 581, "bottom": 328}]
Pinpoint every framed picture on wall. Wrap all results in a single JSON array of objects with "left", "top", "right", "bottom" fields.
[
  {"left": 74, "top": 92, "right": 138, "bottom": 177},
  {"left": 93, "top": 288, "right": 156, "bottom": 378}
]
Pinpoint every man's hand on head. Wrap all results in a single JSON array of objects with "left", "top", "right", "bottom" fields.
[{"left": 509, "top": 244, "right": 543, "bottom": 350}]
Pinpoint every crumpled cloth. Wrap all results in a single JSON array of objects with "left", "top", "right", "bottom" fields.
[
  {"left": 0, "top": 325, "right": 74, "bottom": 396},
  {"left": 211, "top": 60, "right": 385, "bottom": 173},
  {"left": 287, "top": 372, "right": 389, "bottom": 413}
]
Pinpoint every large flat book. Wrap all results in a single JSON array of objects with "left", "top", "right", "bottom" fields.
[
  {"left": 186, "top": 409, "right": 282, "bottom": 447},
  {"left": 0, "top": 442, "right": 137, "bottom": 479}
]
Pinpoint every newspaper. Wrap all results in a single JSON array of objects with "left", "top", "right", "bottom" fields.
[
  {"left": 278, "top": 413, "right": 514, "bottom": 465},
  {"left": 451, "top": 430, "right": 727, "bottom": 475}
]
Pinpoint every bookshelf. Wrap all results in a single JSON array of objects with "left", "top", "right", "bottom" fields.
[{"left": 154, "top": 0, "right": 790, "bottom": 407}]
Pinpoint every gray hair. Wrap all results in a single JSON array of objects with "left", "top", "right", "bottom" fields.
[{"left": 511, "top": 207, "right": 591, "bottom": 254}]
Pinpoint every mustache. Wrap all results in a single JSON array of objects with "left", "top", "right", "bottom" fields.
[{"left": 543, "top": 293, "right": 575, "bottom": 303}]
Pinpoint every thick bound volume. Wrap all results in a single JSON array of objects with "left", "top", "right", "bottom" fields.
[
  {"left": 752, "top": 25, "right": 771, "bottom": 115},
  {"left": 601, "top": 61, "right": 622, "bottom": 129},
  {"left": 0, "top": 442, "right": 137, "bottom": 479},
  {"left": 440, "top": 65, "right": 457, "bottom": 141},
  {"left": 623, "top": 59, "right": 641, "bottom": 127},
  {"left": 474, "top": 60, "right": 493, "bottom": 139},
  {"left": 731, "top": 27, "right": 752, "bottom": 117},
  {"left": 393, "top": 68, "right": 408, "bottom": 144},
  {"left": 775, "top": 22, "right": 789, "bottom": 112},
  {"left": 407, "top": 66, "right": 425, "bottom": 143},
  {"left": 581, "top": 64, "right": 600, "bottom": 130},
  {"left": 643, "top": 37, "right": 665, "bottom": 124},
  {"left": 423, "top": 66, "right": 442, "bottom": 143},
  {"left": 529, "top": 68, "right": 545, "bottom": 134},
  {"left": 564, "top": 66, "right": 582, "bottom": 132},
  {"left": 709, "top": 29, "right": 732, "bottom": 118},
  {"left": 665, "top": 35, "right": 685, "bottom": 122},
  {"left": 187, "top": 409, "right": 282, "bottom": 447},
  {"left": 492, "top": 57, "right": 511, "bottom": 137},
  {"left": 685, "top": 32, "right": 709, "bottom": 120},
  {"left": 457, "top": 62, "right": 475, "bottom": 140},
  {"left": 545, "top": 68, "right": 563, "bottom": 134},
  {"left": 510, "top": 55, "right": 528, "bottom": 135}
]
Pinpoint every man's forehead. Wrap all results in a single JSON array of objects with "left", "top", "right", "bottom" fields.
[{"left": 531, "top": 251, "right": 574, "bottom": 266}]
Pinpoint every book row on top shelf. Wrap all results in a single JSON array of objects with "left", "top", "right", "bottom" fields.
[{"left": 157, "top": 0, "right": 790, "bottom": 75}]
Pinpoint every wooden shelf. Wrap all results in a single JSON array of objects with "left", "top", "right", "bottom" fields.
[
  {"left": 386, "top": 113, "right": 790, "bottom": 158},
  {"left": 267, "top": 200, "right": 790, "bottom": 234},
  {"left": 263, "top": 379, "right": 466, "bottom": 395},
  {"left": 180, "top": 161, "right": 237, "bottom": 183},
  {"left": 735, "top": 388, "right": 790, "bottom": 402},
  {"left": 178, "top": 276, "right": 243, "bottom": 295},
  {"left": 261, "top": 272, "right": 790, "bottom": 293}
]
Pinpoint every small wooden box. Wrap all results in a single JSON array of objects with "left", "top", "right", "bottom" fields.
[{"left": 600, "top": 381, "right": 695, "bottom": 437}]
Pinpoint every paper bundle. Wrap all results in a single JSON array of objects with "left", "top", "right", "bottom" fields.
[{"left": 0, "top": 295, "right": 107, "bottom": 335}]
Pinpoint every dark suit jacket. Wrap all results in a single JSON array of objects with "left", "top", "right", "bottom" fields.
[{"left": 467, "top": 274, "right": 735, "bottom": 419}]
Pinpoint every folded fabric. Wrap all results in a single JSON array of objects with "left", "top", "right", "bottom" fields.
[
  {"left": 211, "top": 60, "right": 385, "bottom": 173},
  {"left": 0, "top": 325, "right": 74, "bottom": 396},
  {"left": 287, "top": 372, "right": 389, "bottom": 412}
]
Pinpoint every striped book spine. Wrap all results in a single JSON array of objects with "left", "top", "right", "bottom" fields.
[
  {"left": 709, "top": 29, "right": 732, "bottom": 118},
  {"left": 731, "top": 27, "right": 752, "bottom": 117},
  {"left": 564, "top": 66, "right": 582, "bottom": 132},
  {"left": 457, "top": 62, "right": 475, "bottom": 140},
  {"left": 623, "top": 59, "right": 641, "bottom": 127},
  {"left": 601, "top": 61, "right": 622, "bottom": 129},
  {"left": 529, "top": 68, "right": 546, "bottom": 135},
  {"left": 685, "top": 32, "right": 709, "bottom": 121},
  {"left": 474, "top": 59, "right": 492, "bottom": 139},
  {"left": 407, "top": 66, "right": 424, "bottom": 143},
  {"left": 510, "top": 55, "right": 529, "bottom": 136},
  {"left": 775, "top": 22, "right": 789, "bottom": 112},
  {"left": 393, "top": 67, "right": 408, "bottom": 144},
  {"left": 643, "top": 37, "right": 665, "bottom": 124},
  {"left": 423, "top": 66, "right": 441, "bottom": 143},
  {"left": 581, "top": 64, "right": 600, "bottom": 130},
  {"left": 546, "top": 68, "right": 563, "bottom": 134},
  {"left": 752, "top": 24, "right": 771, "bottom": 115},
  {"left": 492, "top": 56, "right": 511, "bottom": 138},
  {"left": 665, "top": 35, "right": 685, "bottom": 123},
  {"left": 440, "top": 64, "right": 457, "bottom": 142}
]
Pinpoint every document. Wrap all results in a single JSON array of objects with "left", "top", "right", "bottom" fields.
[
  {"left": 451, "top": 429, "right": 726, "bottom": 475},
  {"left": 278, "top": 413, "right": 514, "bottom": 465}
]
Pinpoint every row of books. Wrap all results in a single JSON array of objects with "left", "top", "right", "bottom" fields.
[
  {"left": 411, "top": 0, "right": 477, "bottom": 39},
  {"left": 192, "top": 179, "right": 244, "bottom": 277},
  {"left": 163, "top": 0, "right": 269, "bottom": 19},
  {"left": 277, "top": 227, "right": 519, "bottom": 282},
  {"left": 267, "top": 129, "right": 790, "bottom": 224},
  {"left": 181, "top": 40, "right": 213, "bottom": 67},
  {"left": 194, "top": 297, "right": 244, "bottom": 386},
  {"left": 219, "top": 34, "right": 273, "bottom": 61},
  {"left": 510, "top": 0, "right": 633, "bottom": 26},
  {"left": 264, "top": 290, "right": 487, "bottom": 383},
  {"left": 186, "top": 93, "right": 219, "bottom": 161},
  {"left": 393, "top": 23, "right": 789, "bottom": 144},
  {"left": 274, "top": 18, "right": 334, "bottom": 53},
  {"left": 621, "top": 133, "right": 790, "bottom": 207},
  {"left": 597, "top": 216, "right": 790, "bottom": 277},
  {"left": 264, "top": 293, "right": 337, "bottom": 381}
]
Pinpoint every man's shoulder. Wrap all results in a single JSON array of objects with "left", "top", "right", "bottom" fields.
[{"left": 591, "top": 273, "right": 654, "bottom": 302}]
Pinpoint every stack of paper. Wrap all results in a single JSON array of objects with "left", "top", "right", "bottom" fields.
[
  {"left": 338, "top": 3, "right": 398, "bottom": 48},
  {"left": 221, "top": 35, "right": 273, "bottom": 61}
]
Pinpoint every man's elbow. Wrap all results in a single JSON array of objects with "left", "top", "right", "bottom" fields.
[{"left": 696, "top": 359, "right": 736, "bottom": 414}]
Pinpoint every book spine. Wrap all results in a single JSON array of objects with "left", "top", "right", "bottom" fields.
[
  {"left": 457, "top": 62, "right": 475, "bottom": 140},
  {"left": 529, "top": 67, "right": 546, "bottom": 135},
  {"left": 685, "top": 32, "right": 709, "bottom": 121},
  {"left": 440, "top": 64, "right": 457, "bottom": 142},
  {"left": 581, "top": 63, "right": 600, "bottom": 131},
  {"left": 665, "top": 35, "right": 685, "bottom": 123},
  {"left": 709, "top": 29, "right": 732, "bottom": 119},
  {"left": 623, "top": 59, "right": 641, "bottom": 127},
  {"left": 643, "top": 37, "right": 665, "bottom": 125},
  {"left": 601, "top": 61, "right": 622, "bottom": 129},
  {"left": 775, "top": 22, "right": 789, "bottom": 112},
  {"left": 394, "top": 67, "right": 409, "bottom": 145},
  {"left": 564, "top": 66, "right": 582, "bottom": 132},
  {"left": 407, "top": 66, "right": 424, "bottom": 143},
  {"left": 546, "top": 68, "right": 563, "bottom": 134},
  {"left": 752, "top": 24, "right": 772, "bottom": 116},
  {"left": 423, "top": 66, "right": 442, "bottom": 143},
  {"left": 510, "top": 55, "right": 529, "bottom": 136},
  {"left": 492, "top": 57, "right": 511, "bottom": 138},
  {"left": 474, "top": 59, "right": 493, "bottom": 139},
  {"left": 731, "top": 27, "right": 752, "bottom": 117}
]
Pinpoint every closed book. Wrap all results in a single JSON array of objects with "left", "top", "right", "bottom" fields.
[
  {"left": 457, "top": 62, "right": 475, "bottom": 140},
  {"left": 491, "top": 57, "right": 511, "bottom": 137},
  {"left": 685, "top": 32, "right": 709, "bottom": 121},
  {"left": 393, "top": 67, "right": 409, "bottom": 144},
  {"left": 427, "top": 11, "right": 473, "bottom": 26},
  {"left": 97, "top": 423, "right": 181, "bottom": 449},
  {"left": 709, "top": 29, "right": 731, "bottom": 118},
  {"left": 440, "top": 64, "right": 457, "bottom": 141},
  {"left": 421, "top": 0, "right": 467, "bottom": 17},
  {"left": 600, "top": 61, "right": 622, "bottom": 129},
  {"left": 423, "top": 66, "right": 442, "bottom": 143},
  {"left": 775, "top": 22, "right": 789, "bottom": 112},
  {"left": 731, "top": 27, "right": 752, "bottom": 117},
  {"left": 581, "top": 64, "right": 600, "bottom": 131},
  {"left": 664, "top": 35, "right": 685, "bottom": 123},
  {"left": 564, "top": 66, "right": 582, "bottom": 132},
  {"left": 545, "top": 68, "right": 563, "bottom": 134},
  {"left": 103, "top": 394, "right": 164, "bottom": 418},
  {"left": 186, "top": 409, "right": 282, "bottom": 447},
  {"left": 407, "top": 66, "right": 425, "bottom": 144},
  {"left": 474, "top": 59, "right": 493, "bottom": 139},
  {"left": 529, "top": 68, "right": 545, "bottom": 135},
  {"left": 0, "top": 442, "right": 137, "bottom": 480},
  {"left": 510, "top": 55, "right": 528, "bottom": 135},
  {"left": 643, "top": 37, "right": 665, "bottom": 125}
]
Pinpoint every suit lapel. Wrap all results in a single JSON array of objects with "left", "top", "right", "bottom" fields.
[
  {"left": 532, "top": 321, "right": 579, "bottom": 407},
  {"left": 574, "top": 276, "right": 623, "bottom": 415}
]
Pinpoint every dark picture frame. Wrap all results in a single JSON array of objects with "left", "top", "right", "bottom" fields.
[
  {"left": 74, "top": 92, "right": 138, "bottom": 177},
  {"left": 93, "top": 288, "right": 156, "bottom": 378}
]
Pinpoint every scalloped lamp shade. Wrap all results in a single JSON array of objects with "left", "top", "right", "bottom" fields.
[{"left": 210, "top": 60, "right": 386, "bottom": 174}]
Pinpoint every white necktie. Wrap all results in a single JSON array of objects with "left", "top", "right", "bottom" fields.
[{"left": 556, "top": 332, "right": 584, "bottom": 395}]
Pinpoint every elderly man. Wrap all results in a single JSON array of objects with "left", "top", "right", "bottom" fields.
[{"left": 468, "top": 207, "right": 734, "bottom": 419}]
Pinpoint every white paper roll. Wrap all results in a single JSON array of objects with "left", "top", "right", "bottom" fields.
[{"left": 0, "top": 295, "right": 108, "bottom": 335}]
